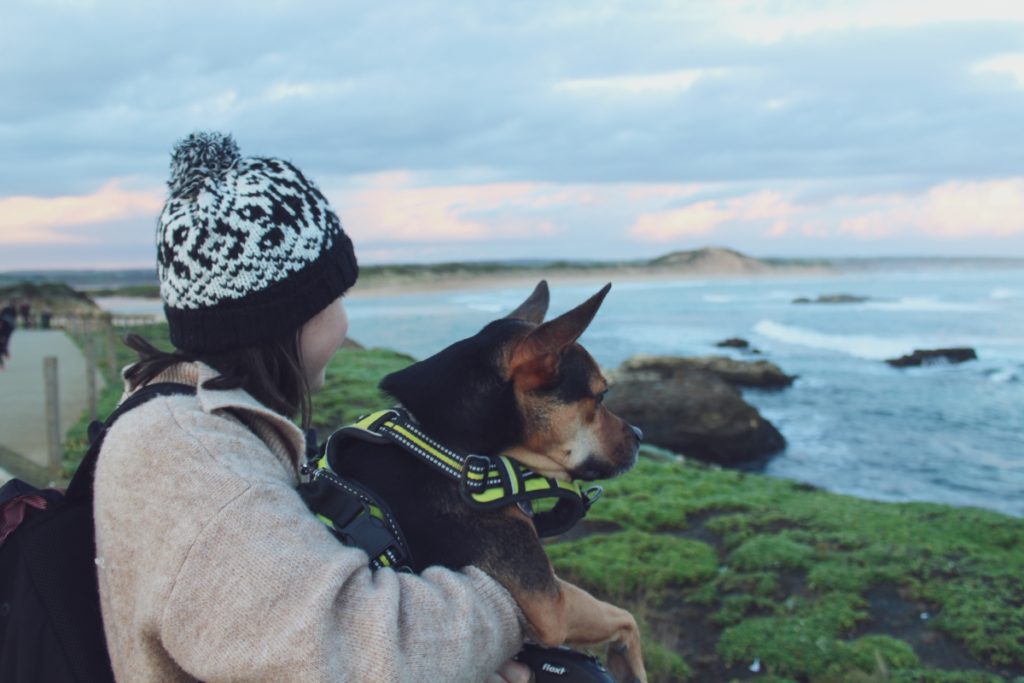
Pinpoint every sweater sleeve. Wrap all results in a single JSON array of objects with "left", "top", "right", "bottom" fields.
[
  {"left": 160, "top": 481, "right": 523, "bottom": 683},
  {"left": 96, "top": 393, "right": 524, "bottom": 683}
]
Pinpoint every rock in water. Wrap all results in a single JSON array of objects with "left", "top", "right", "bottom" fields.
[
  {"left": 715, "top": 337, "right": 750, "bottom": 349},
  {"left": 620, "top": 354, "right": 795, "bottom": 389},
  {"left": 606, "top": 356, "right": 786, "bottom": 466},
  {"left": 793, "top": 293, "right": 871, "bottom": 304},
  {"left": 885, "top": 347, "right": 978, "bottom": 367}
]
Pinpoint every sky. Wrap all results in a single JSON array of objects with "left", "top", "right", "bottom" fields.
[{"left": 2, "top": 0, "right": 1024, "bottom": 270}]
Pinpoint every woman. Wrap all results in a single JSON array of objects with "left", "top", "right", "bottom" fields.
[{"left": 94, "top": 133, "right": 528, "bottom": 682}]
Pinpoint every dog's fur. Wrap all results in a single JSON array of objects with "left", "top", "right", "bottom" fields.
[{"left": 331, "top": 282, "right": 647, "bottom": 682}]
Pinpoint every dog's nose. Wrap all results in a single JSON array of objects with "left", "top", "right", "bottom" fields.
[{"left": 630, "top": 424, "right": 643, "bottom": 442}]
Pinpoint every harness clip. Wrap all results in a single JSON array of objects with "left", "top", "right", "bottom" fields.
[{"left": 462, "top": 454, "right": 492, "bottom": 494}]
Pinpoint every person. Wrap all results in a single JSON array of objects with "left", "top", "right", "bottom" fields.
[
  {"left": 17, "top": 300, "right": 31, "bottom": 328},
  {"left": 0, "top": 302, "right": 16, "bottom": 368},
  {"left": 94, "top": 132, "right": 529, "bottom": 683}
]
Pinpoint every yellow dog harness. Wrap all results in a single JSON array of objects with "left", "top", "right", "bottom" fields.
[{"left": 300, "top": 408, "right": 603, "bottom": 571}]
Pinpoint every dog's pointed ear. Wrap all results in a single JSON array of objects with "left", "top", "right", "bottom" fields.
[
  {"left": 508, "top": 283, "right": 611, "bottom": 389},
  {"left": 505, "top": 280, "right": 550, "bottom": 323}
]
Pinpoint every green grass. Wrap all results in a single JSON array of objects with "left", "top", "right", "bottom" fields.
[
  {"left": 58, "top": 337, "right": 1024, "bottom": 682},
  {"left": 568, "top": 458, "right": 1024, "bottom": 681},
  {"left": 310, "top": 347, "right": 415, "bottom": 434},
  {"left": 61, "top": 322, "right": 172, "bottom": 476}
]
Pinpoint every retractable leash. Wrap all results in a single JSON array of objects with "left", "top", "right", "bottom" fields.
[
  {"left": 515, "top": 644, "right": 615, "bottom": 683},
  {"left": 300, "top": 410, "right": 617, "bottom": 683}
]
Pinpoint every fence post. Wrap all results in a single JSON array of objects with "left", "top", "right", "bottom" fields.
[
  {"left": 104, "top": 312, "right": 119, "bottom": 377},
  {"left": 84, "top": 335, "right": 97, "bottom": 421},
  {"left": 43, "top": 356, "right": 62, "bottom": 479}
]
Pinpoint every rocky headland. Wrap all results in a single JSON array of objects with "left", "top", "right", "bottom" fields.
[
  {"left": 886, "top": 347, "right": 979, "bottom": 368},
  {"left": 605, "top": 355, "right": 790, "bottom": 467}
]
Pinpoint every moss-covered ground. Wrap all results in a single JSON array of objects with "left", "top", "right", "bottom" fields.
[
  {"left": 63, "top": 331, "right": 1024, "bottom": 682},
  {"left": 552, "top": 458, "right": 1024, "bottom": 682}
]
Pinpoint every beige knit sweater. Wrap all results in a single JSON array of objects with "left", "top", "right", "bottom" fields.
[{"left": 94, "top": 362, "right": 523, "bottom": 682}]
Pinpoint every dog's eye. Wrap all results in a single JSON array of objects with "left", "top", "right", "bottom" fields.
[{"left": 594, "top": 390, "right": 608, "bottom": 405}]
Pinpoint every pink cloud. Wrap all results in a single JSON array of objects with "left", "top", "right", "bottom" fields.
[
  {"left": 332, "top": 174, "right": 590, "bottom": 242},
  {"left": 0, "top": 180, "right": 164, "bottom": 245},
  {"left": 839, "top": 178, "right": 1024, "bottom": 239},
  {"left": 629, "top": 190, "right": 798, "bottom": 242}
]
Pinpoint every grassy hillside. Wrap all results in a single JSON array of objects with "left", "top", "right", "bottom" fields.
[
  {"left": 310, "top": 347, "right": 1024, "bottom": 682},
  {"left": 62, "top": 334, "right": 1024, "bottom": 681}
]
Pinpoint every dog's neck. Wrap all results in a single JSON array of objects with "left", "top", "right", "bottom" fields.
[
  {"left": 501, "top": 445, "right": 573, "bottom": 482},
  {"left": 396, "top": 405, "right": 572, "bottom": 482}
]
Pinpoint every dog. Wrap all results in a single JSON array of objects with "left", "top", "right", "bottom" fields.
[{"left": 329, "top": 281, "right": 647, "bottom": 682}]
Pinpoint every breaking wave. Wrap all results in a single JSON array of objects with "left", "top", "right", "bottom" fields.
[{"left": 753, "top": 320, "right": 919, "bottom": 360}]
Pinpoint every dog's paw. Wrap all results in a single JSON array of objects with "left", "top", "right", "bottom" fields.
[{"left": 606, "top": 639, "right": 647, "bottom": 683}]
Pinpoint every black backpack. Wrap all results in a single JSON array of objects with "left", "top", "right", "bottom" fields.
[{"left": 0, "top": 382, "right": 194, "bottom": 683}]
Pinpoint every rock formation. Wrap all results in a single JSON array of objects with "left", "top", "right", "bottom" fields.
[
  {"left": 885, "top": 348, "right": 977, "bottom": 367},
  {"left": 606, "top": 355, "right": 787, "bottom": 466}
]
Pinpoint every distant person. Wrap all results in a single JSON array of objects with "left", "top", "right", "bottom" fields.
[
  {"left": 0, "top": 303, "right": 16, "bottom": 368},
  {"left": 17, "top": 301, "right": 31, "bottom": 328},
  {"left": 94, "top": 132, "right": 528, "bottom": 682}
]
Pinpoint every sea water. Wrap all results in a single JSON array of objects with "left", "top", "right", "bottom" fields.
[{"left": 343, "top": 269, "right": 1024, "bottom": 517}]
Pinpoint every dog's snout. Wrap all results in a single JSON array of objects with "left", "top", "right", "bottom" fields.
[{"left": 630, "top": 424, "right": 643, "bottom": 442}]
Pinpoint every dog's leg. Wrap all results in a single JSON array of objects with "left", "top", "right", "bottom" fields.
[
  {"left": 511, "top": 578, "right": 647, "bottom": 683},
  {"left": 555, "top": 579, "right": 646, "bottom": 683}
]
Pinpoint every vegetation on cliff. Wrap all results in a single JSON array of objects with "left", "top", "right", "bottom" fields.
[{"left": 0, "top": 281, "right": 98, "bottom": 315}]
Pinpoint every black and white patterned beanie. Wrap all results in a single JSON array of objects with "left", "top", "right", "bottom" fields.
[{"left": 157, "top": 132, "right": 358, "bottom": 353}]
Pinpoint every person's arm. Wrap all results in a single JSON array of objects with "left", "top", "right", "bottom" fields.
[{"left": 160, "top": 480, "right": 523, "bottom": 682}]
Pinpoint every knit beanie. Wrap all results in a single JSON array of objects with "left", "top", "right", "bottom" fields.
[{"left": 157, "top": 132, "right": 358, "bottom": 353}]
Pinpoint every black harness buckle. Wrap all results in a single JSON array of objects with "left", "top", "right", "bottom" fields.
[{"left": 335, "top": 508, "right": 397, "bottom": 561}]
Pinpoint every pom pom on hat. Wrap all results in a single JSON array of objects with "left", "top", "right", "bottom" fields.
[{"left": 168, "top": 131, "right": 242, "bottom": 199}]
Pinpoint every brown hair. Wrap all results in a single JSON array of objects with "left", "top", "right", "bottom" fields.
[{"left": 123, "top": 331, "right": 312, "bottom": 429}]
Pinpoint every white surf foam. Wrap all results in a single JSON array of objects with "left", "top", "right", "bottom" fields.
[
  {"left": 753, "top": 320, "right": 920, "bottom": 360},
  {"left": 990, "top": 288, "right": 1019, "bottom": 300},
  {"left": 988, "top": 367, "right": 1021, "bottom": 383},
  {"left": 861, "top": 297, "right": 987, "bottom": 313}
]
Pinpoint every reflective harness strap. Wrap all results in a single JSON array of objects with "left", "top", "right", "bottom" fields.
[
  {"left": 333, "top": 408, "right": 603, "bottom": 538},
  {"left": 299, "top": 462, "right": 413, "bottom": 571}
]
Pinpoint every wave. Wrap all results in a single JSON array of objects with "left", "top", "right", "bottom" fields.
[
  {"left": 861, "top": 297, "right": 988, "bottom": 313},
  {"left": 702, "top": 294, "right": 735, "bottom": 303},
  {"left": 987, "top": 367, "right": 1021, "bottom": 383},
  {"left": 990, "top": 288, "right": 1020, "bottom": 300},
  {"left": 753, "top": 320, "right": 921, "bottom": 360}
]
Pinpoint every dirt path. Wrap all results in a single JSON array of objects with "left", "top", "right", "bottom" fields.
[{"left": 0, "top": 329, "right": 104, "bottom": 485}]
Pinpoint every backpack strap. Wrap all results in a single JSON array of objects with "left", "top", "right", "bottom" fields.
[{"left": 64, "top": 382, "right": 196, "bottom": 503}]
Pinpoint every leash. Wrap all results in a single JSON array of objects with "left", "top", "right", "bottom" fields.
[{"left": 328, "top": 408, "right": 603, "bottom": 538}]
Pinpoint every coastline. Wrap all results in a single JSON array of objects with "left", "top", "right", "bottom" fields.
[
  {"left": 347, "top": 264, "right": 837, "bottom": 299},
  {"left": 89, "top": 264, "right": 838, "bottom": 309}
]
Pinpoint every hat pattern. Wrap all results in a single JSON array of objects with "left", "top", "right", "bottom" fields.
[
  {"left": 156, "top": 132, "right": 358, "bottom": 353},
  {"left": 159, "top": 157, "right": 341, "bottom": 310}
]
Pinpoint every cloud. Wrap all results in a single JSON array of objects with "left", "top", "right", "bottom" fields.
[
  {"left": 718, "top": 0, "right": 1024, "bottom": 44},
  {"left": 840, "top": 178, "right": 1024, "bottom": 239},
  {"left": 630, "top": 191, "right": 798, "bottom": 241},
  {"left": 334, "top": 173, "right": 592, "bottom": 243},
  {"left": 973, "top": 53, "right": 1024, "bottom": 89},
  {"left": 0, "top": 180, "right": 163, "bottom": 245},
  {"left": 553, "top": 69, "right": 727, "bottom": 95},
  {"left": 4, "top": 0, "right": 1024, "bottom": 200}
]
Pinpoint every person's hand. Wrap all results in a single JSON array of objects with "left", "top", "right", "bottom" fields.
[{"left": 486, "top": 658, "right": 531, "bottom": 683}]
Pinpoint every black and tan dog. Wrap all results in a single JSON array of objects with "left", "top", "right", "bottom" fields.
[{"left": 328, "top": 281, "right": 647, "bottom": 682}]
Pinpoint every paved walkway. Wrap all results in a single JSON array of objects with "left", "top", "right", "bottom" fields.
[{"left": 0, "top": 330, "right": 104, "bottom": 485}]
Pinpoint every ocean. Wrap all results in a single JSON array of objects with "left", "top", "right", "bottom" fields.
[
  {"left": 96, "top": 268, "right": 1024, "bottom": 517},
  {"left": 342, "top": 268, "right": 1024, "bottom": 518}
]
